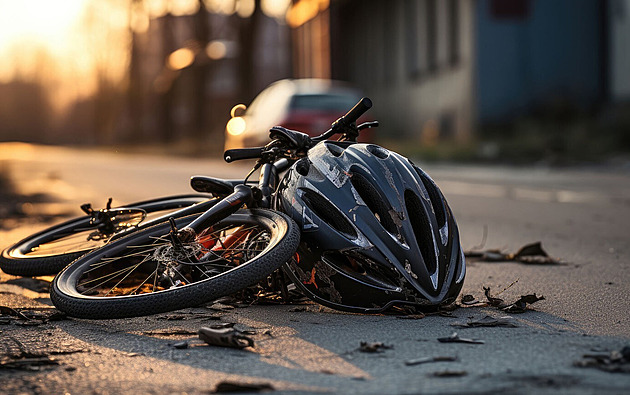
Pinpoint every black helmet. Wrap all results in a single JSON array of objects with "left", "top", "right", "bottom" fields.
[{"left": 275, "top": 141, "right": 465, "bottom": 313}]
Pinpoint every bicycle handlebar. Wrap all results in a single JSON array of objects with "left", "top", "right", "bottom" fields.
[
  {"left": 224, "top": 147, "right": 264, "bottom": 163},
  {"left": 332, "top": 97, "right": 372, "bottom": 131},
  {"left": 223, "top": 97, "right": 375, "bottom": 163}
]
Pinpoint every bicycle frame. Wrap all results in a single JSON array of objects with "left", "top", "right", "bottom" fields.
[
  {"left": 182, "top": 159, "right": 290, "bottom": 235},
  {"left": 152, "top": 97, "right": 373, "bottom": 243}
]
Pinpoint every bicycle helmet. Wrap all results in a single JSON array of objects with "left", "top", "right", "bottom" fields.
[{"left": 275, "top": 141, "right": 465, "bottom": 313}]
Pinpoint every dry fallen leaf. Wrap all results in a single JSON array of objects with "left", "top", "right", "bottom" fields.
[
  {"left": 213, "top": 381, "right": 274, "bottom": 393},
  {"left": 405, "top": 356, "right": 457, "bottom": 366},
  {"left": 432, "top": 370, "right": 467, "bottom": 377},
  {"left": 574, "top": 346, "right": 630, "bottom": 373},
  {"left": 198, "top": 327, "right": 255, "bottom": 349},
  {"left": 451, "top": 315, "right": 517, "bottom": 328},
  {"left": 501, "top": 294, "right": 545, "bottom": 313},
  {"left": 465, "top": 241, "right": 565, "bottom": 265},
  {"left": 437, "top": 333, "right": 484, "bottom": 344},
  {"left": 483, "top": 287, "right": 504, "bottom": 307},
  {"left": 359, "top": 342, "right": 393, "bottom": 353},
  {"left": 460, "top": 295, "right": 480, "bottom": 305}
]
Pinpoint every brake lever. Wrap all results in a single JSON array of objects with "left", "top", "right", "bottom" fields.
[{"left": 358, "top": 120, "right": 379, "bottom": 130}]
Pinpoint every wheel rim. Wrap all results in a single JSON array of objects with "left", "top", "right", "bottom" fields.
[
  {"left": 11, "top": 206, "right": 195, "bottom": 259},
  {"left": 69, "top": 217, "right": 274, "bottom": 298}
]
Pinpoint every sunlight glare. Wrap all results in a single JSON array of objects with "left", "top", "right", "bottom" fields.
[
  {"left": 286, "top": 0, "right": 329, "bottom": 27},
  {"left": 262, "top": 0, "right": 291, "bottom": 20},
  {"left": 168, "top": 48, "right": 196, "bottom": 70},
  {"left": 0, "top": 0, "right": 85, "bottom": 55},
  {"left": 170, "top": 0, "right": 200, "bottom": 16},
  {"left": 204, "top": 0, "right": 236, "bottom": 15},
  {"left": 146, "top": 0, "right": 169, "bottom": 18},
  {"left": 236, "top": 0, "right": 255, "bottom": 18},
  {"left": 206, "top": 41, "right": 228, "bottom": 60},
  {"left": 0, "top": 0, "right": 95, "bottom": 110},
  {"left": 131, "top": 11, "right": 151, "bottom": 34}
]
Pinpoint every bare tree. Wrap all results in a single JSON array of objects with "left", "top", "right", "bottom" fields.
[
  {"left": 126, "top": 0, "right": 145, "bottom": 143},
  {"left": 157, "top": 11, "right": 177, "bottom": 142},
  {"left": 80, "top": 0, "right": 131, "bottom": 144},
  {"left": 238, "top": 0, "right": 263, "bottom": 103},
  {"left": 192, "top": 0, "right": 211, "bottom": 139}
]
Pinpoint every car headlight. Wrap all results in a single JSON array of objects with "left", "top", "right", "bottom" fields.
[{"left": 226, "top": 117, "right": 246, "bottom": 136}]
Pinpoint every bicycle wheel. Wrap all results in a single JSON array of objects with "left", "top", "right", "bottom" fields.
[
  {"left": 1, "top": 195, "right": 212, "bottom": 277},
  {"left": 51, "top": 209, "right": 299, "bottom": 319}
]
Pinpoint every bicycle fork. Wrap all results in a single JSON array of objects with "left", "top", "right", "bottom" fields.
[
  {"left": 172, "top": 161, "right": 277, "bottom": 245},
  {"left": 178, "top": 184, "right": 254, "bottom": 240}
]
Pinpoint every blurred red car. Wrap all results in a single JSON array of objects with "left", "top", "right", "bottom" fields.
[{"left": 224, "top": 79, "right": 372, "bottom": 150}]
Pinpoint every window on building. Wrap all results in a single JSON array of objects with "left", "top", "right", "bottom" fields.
[
  {"left": 404, "top": 0, "right": 420, "bottom": 77},
  {"left": 447, "top": 0, "right": 460, "bottom": 65},
  {"left": 426, "top": 0, "right": 437, "bottom": 72},
  {"left": 490, "top": 0, "right": 530, "bottom": 20},
  {"left": 383, "top": 2, "right": 397, "bottom": 83}
]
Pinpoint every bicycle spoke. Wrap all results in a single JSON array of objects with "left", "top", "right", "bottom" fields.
[
  {"left": 74, "top": 219, "right": 273, "bottom": 298},
  {"left": 151, "top": 263, "right": 159, "bottom": 293},
  {"left": 80, "top": 250, "right": 158, "bottom": 295},
  {"left": 28, "top": 235, "right": 105, "bottom": 255},
  {"left": 128, "top": 265, "right": 161, "bottom": 295},
  {"left": 85, "top": 244, "right": 167, "bottom": 273},
  {"left": 168, "top": 264, "right": 192, "bottom": 285},
  {"left": 79, "top": 262, "right": 144, "bottom": 295},
  {"left": 103, "top": 260, "right": 150, "bottom": 297}
]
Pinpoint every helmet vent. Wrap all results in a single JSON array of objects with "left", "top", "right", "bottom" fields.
[
  {"left": 322, "top": 250, "right": 400, "bottom": 289},
  {"left": 301, "top": 190, "right": 357, "bottom": 239},
  {"left": 295, "top": 158, "right": 310, "bottom": 176},
  {"left": 405, "top": 189, "right": 437, "bottom": 274},
  {"left": 350, "top": 172, "right": 398, "bottom": 235},
  {"left": 414, "top": 167, "right": 446, "bottom": 229},
  {"left": 324, "top": 142, "right": 345, "bottom": 157},
  {"left": 366, "top": 145, "right": 389, "bottom": 159}
]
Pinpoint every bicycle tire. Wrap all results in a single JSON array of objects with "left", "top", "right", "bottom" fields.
[
  {"left": 51, "top": 209, "right": 299, "bottom": 319},
  {"left": 1, "top": 195, "right": 211, "bottom": 277}
]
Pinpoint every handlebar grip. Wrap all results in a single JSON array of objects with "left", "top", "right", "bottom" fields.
[
  {"left": 224, "top": 147, "right": 264, "bottom": 162},
  {"left": 342, "top": 97, "right": 372, "bottom": 125}
]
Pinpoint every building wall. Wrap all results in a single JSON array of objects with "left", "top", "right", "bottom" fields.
[
  {"left": 330, "top": 0, "right": 475, "bottom": 141},
  {"left": 129, "top": 11, "right": 291, "bottom": 142},
  {"left": 476, "top": 0, "right": 605, "bottom": 122},
  {"left": 610, "top": 0, "right": 630, "bottom": 101},
  {"left": 292, "top": 9, "right": 331, "bottom": 79}
]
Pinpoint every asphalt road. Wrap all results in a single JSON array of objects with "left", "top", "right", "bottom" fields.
[{"left": 1, "top": 143, "right": 629, "bottom": 394}]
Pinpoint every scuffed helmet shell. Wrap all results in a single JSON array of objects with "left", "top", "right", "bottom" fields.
[{"left": 277, "top": 141, "right": 465, "bottom": 313}]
